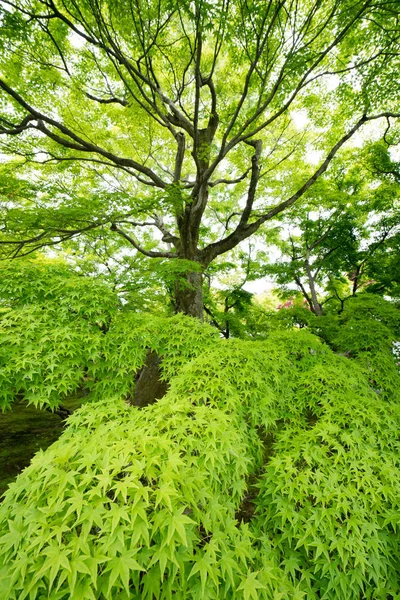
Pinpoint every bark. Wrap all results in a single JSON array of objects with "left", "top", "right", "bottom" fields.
[
  {"left": 304, "top": 254, "right": 323, "bottom": 316},
  {"left": 352, "top": 264, "right": 362, "bottom": 296},
  {"left": 173, "top": 270, "right": 204, "bottom": 320},
  {"left": 131, "top": 270, "right": 203, "bottom": 408},
  {"left": 224, "top": 297, "right": 232, "bottom": 339},
  {"left": 46, "top": 405, "right": 72, "bottom": 420},
  {"left": 294, "top": 275, "right": 314, "bottom": 313},
  {"left": 132, "top": 266, "right": 203, "bottom": 408},
  {"left": 132, "top": 350, "right": 169, "bottom": 408}
]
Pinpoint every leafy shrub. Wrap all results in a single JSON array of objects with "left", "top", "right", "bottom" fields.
[
  {"left": 268, "top": 294, "right": 400, "bottom": 401},
  {"left": 312, "top": 294, "right": 400, "bottom": 400},
  {"left": 0, "top": 260, "right": 118, "bottom": 410},
  {"left": 89, "top": 311, "right": 220, "bottom": 400},
  {"left": 1, "top": 303, "right": 400, "bottom": 598},
  {"left": 254, "top": 352, "right": 400, "bottom": 597},
  {"left": 0, "top": 259, "right": 118, "bottom": 319}
]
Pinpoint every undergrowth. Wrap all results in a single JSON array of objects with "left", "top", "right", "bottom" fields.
[{"left": 1, "top": 262, "right": 400, "bottom": 598}]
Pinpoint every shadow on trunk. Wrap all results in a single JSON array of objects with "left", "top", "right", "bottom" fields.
[{"left": 131, "top": 350, "right": 169, "bottom": 408}]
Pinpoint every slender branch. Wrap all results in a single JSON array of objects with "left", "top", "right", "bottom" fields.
[
  {"left": 308, "top": 224, "right": 334, "bottom": 251},
  {"left": 304, "top": 250, "right": 323, "bottom": 315},
  {"left": 294, "top": 274, "right": 314, "bottom": 312},
  {"left": 0, "top": 221, "right": 105, "bottom": 259},
  {"left": 201, "top": 112, "right": 400, "bottom": 263},
  {"left": 203, "top": 304, "right": 227, "bottom": 337},
  {"left": 0, "top": 78, "right": 167, "bottom": 189},
  {"left": 110, "top": 223, "right": 176, "bottom": 258},
  {"left": 85, "top": 92, "right": 128, "bottom": 106},
  {"left": 0, "top": 114, "right": 36, "bottom": 135},
  {"left": 238, "top": 139, "right": 262, "bottom": 227},
  {"left": 313, "top": 245, "right": 340, "bottom": 278},
  {"left": 209, "top": 168, "right": 251, "bottom": 188}
]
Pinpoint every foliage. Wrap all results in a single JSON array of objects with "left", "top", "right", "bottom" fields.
[
  {"left": 0, "top": 259, "right": 118, "bottom": 410},
  {"left": 89, "top": 309, "right": 220, "bottom": 401},
  {"left": 202, "top": 247, "right": 269, "bottom": 338},
  {"left": 268, "top": 292, "right": 400, "bottom": 401},
  {"left": 259, "top": 148, "right": 400, "bottom": 312},
  {"left": 0, "top": 2, "right": 399, "bottom": 596},
  {"left": 1, "top": 273, "right": 400, "bottom": 598},
  {"left": 0, "top": 0, "right": 399, "bottom": 317},
  {"left": 313, "top": 294, "right": 400, "bottom": 401}
]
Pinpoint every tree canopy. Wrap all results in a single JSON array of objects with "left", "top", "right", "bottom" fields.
[
  {"left": 0, "top": 0, "right": 400, "bottom": 316},
  {"left": 260, "top": 144, "right": 400, "bottom": 313}
]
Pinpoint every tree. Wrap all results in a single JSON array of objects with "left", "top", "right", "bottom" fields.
[
  {"left": 261, "top": 146, "right": 400, "bottom": 312},
  {"left": 1, "top": 0, "right": 400, "bottom": 318},
  {"left": 357, "top": 141, "right": 400, "bottom": 297},
  {"left": 263, "top": 208, "right": 359, "bottom": 316}
]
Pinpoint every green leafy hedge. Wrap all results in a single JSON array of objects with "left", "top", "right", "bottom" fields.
[
  {"left": 0, "top": 260, "right": 117, "bottom": 410},
  {"left": 1, "top": 318, "right": 400, "bottom": 598},
  {"left": 313, "top": 294, "right": 400, "bottom": 400},
  {"left": 1, "top": 262, "right": 400, "bottom": 598}
]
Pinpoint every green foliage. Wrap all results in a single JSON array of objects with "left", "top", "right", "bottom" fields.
[
  {"left": 0, "top": 259, "right": 117, "bottom": 318},
  {"left": 255, "top": 352, "right": 400, "bottom": 598},
  {"left": 0, "top": 259, "right": 118, "bottom": 410},
  {"left": 268, "top": 293, "right": 400, "bottom": 400},
  {"left": 1, "top": 286, "right": 400, "bottom": 598},
  {"left": 314, "top": 295, "right": 400, "bottom": 400},
  {"left": 271, "top": 303, "right": 314, "bottom": 331},
  {"left": 0, "top": 3, "right": 399, "bottom": 596},
  {"left": 0, "top": 0, "right": 399, "bottom": 290},
  {"left": 260, "top": 147, "right": 400, "bottom": 310},
  {"left": 89, "top": 311, "right": 220, "bottom": 400}
]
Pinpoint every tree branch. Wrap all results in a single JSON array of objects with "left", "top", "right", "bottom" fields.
[
  {"left": 85, "top": 92, "right": 128, "bottom": 106},
  {"left": 208, "top": 167, "right": 251, "bottom": 188},
  {"left": 0, "top": 78, "right": 167, "bottom": 189},
  {"left": 110, "top": 223, "right": 176, "bottom": 258},
  {"left": 174, "top": 132, "right": 186, "bottom": 182},
  {"left": 238, "top": 139, "right": 262, "bottom": 227},
  {"left": 200, "top": 112, "right": 400, "bottom": 263}
]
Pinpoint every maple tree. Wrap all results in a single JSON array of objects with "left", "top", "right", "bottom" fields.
[{"left": 1, "top": 0, "right": 400, "bottom": 317}]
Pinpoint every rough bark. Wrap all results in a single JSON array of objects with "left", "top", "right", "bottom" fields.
[
  {"left": 351, "top": 264, "right": 362, "bottom": 296},
  {"left": 46, "top": 405, "right": 72, "bottom": 420},
  {"left": 174, "top": 271, "right": 204, "bottom": 320},
  {"left": 132, "top": 350, "right": 169, "bottom": 408},
  {"left": 131, "top": 265, "right": 203, "bottom": 408}
]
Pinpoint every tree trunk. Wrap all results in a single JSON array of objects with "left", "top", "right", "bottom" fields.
[
  {"left": 305, "top": 255, "right": 323, "bottom": 316},
  {"left": 309, "top": 281, "right": 323, "bottom": 316},
  {"left": 174, "top": 271, "right": 204, "bottom": 320},
  {"left": 352, "top": 265, "right": 361, "bottom": 296},
  {"left": 132, "top": 350, "right": 169, "bottom": 408},
  {"left": 131, "top": 271, "right": 203, "bottom": 407}
]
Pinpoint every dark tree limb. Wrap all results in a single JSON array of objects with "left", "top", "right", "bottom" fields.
[
  {"left": 85, "top": 92, "right": 128, "bottom": 106},
  {"left": 208, "top": 168, "right": 251, "bottom": 188},
  {"left": 294, "top": 274, "right": 314, "bottom": 312},
  {"left": 174, "top": 132, "right": 186, "bottom": 182},
  {"left": 0, "top": 78, "right": 167, "bottom": 189},
  {"left": 110, "top": 223, "right": 177, "bottom": 258},
  {"left": 238, "top": 139, "right": 262, "bottom": 227},
  {"left": 201, "top": 112, "right": 400, "bottom": 264}
]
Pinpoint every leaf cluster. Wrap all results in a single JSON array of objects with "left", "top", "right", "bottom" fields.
[{"left": 1, "top": 278, "right": 400, "bottom": 598}]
